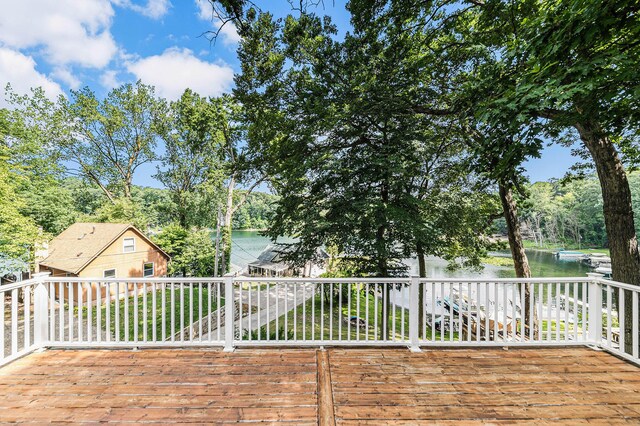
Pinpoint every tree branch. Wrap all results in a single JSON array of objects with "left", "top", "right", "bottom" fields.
[{"left": 231, "top": 174, "right": 268, "bottom": 215}]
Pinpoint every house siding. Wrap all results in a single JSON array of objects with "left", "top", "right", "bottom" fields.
[
  {"left": 77, "top": 229, "right": 167, "bottom": 279},
  {"left": 39, "top": 228, "right": 168, "bottom": 302}
]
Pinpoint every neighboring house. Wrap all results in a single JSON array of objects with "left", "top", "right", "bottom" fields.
[
  {"left": 247, "top": 244, "right": 328, "bottom": 278},
  {"left": 38, "top": 223, "right": 170, "bottom": 279}
]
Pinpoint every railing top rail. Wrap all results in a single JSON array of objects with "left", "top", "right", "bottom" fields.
[
  {"left": 0, "top": 277, "right": 42, "bottom": 292},
  {"left": 44, "top": 277, "right": 225, "bottom": 284},
  {"left": 597, "top": 277, "right": 640, "bottom": 292},
  {"left": 233, "top": 277, "right": 410, "bottom": 283},
  {"left": 419, "top": 277, "right": 596, "bottom": 283},
  {"left": 36, "top": 276, "right": 604, "bottom": 285}
]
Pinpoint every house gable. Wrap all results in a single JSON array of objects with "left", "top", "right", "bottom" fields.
[
  {"left": 78, "top": 228, "right": 169, "bottom": 279},
  {"left": 38, "top": 223, "right": 169, "bottom": 278}
]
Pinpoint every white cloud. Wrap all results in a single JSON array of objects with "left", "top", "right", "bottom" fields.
[
  {"left": 100, "top": 70, "right": 121, "bottom": 90},
  {"left": 195, "top": 0, "right": 241, "bottom": 46},
  {"left": 126, "top": 47, "right": 234, "bottom": 100},
  {"left": 51, "top": 67, "right": 82, "bottom": 90},
  {"left": 0, "top": 48, "right": 64, "bottom": 108},
  {"left": 196, "top": 0, "right": 211, "bottom": 20},
  {"left": 0, "top": 0, "right": 117, "bottom": 68},
  {"left": 113, "top": 0, "right": 171, "bottom": 19}
]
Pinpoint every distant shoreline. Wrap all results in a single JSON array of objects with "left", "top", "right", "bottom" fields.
[{"left": 523, "top": 244, "right": 610, "bottom": 256}]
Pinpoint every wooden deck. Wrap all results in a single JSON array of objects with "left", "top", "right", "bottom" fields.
[{"left": 1, "top": 347, "right": 640, "bottom": 424}]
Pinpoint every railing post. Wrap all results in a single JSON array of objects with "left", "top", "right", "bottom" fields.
[
  {"left": 223, "top": 273, "right": 235, "bottom": 352},
  {"left": 587, "top": 273, "right": 604, "bottom": 346},
  {"left": 409, "top": 276, "right": 421, "bottom": 352},
  {"left": 33, "top": 273, "right": 50, "bottom": 348}
]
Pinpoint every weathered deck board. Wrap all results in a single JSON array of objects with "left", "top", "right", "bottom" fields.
[
  {"left": 0, "top": 349, "right": 318, "bottom": 424},
  {"left": 330, "top": 348, "right": 640, "bottom": 423},
  {"left": 0, "top": 347, "right": 639, "bottom": 423},
  {"left": 318, "top": 349, "right": 336, "bottom": 426}
]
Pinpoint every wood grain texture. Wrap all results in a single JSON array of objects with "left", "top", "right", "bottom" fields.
[
  {"left": 0, "top": 349, "right": 317, "bottom": 424},
  {"left": 0, "top": 347, "right": 639, "bottom": 424},
  {"left": 317, "top": 349, "right": 336, "bottom": 426},
  {"left": 330, "top": 348, "right": 640, "bottom": 423}
]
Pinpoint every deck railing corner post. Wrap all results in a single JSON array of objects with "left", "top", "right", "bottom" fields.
[
  {"left": 587, "top": 274, "right": 604, "bottom": 346},
  {"left": 33, "top": 273, "right": 51, "bottom": 348},
  {"left": 409, "top": 275, "right": 421, "bottom": 352},
  {"left": 223, "top": 273, "right": 235, "bottom": 352}
]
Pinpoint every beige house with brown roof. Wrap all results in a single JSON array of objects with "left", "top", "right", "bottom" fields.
[{"left": 38, "top": 223, "right": 169, "bottom": 279}]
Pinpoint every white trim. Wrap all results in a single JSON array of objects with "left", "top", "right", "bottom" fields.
[
  {"left": 123, "top": 237, "right": 135, "bottom": 253},
  {"left": 103, "top": 268, "right": 116, "bottom": 278},
  {"left": 602, "top": 347, "right": 640, "bottom": 367},
  {"left": 0, "top": 276, "right": 635, "bottom": 364},
  {"left": 231, "top": 341, "right": 591, "bottom": 348},
  {"left": 598, "top": 277, "right": 640, "bottom": 292},
  {"left": 0, "top": 344, "right": 38, "bottom": 367},
  {"left": 46, "top": 277, "right": 225, "bottom": 283},
  {"left": 44, "top": 341, "right": 225, "bottom": 349}
]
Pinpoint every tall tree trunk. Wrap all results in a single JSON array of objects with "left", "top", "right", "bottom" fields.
[
  {"left": 220, "top": 174, "right": 235, "bottom": 275},
  {"left": 377, "top": 224, "right": 390, "bottom": 340},
  {"left": 377, "top": 182, "right": 391, "bottom": 340},
  {"left": 575, "top": 121, "right": 640, "bottom": 353},
  {"left": 499, "top": 184, "right": 531, "bottom": 279},
  {"left": 214, "top": 207, "right": 222, "bottom": 277},
  {"left": 417, "top": 242, "right": 426, "bottom": 338},
  {"left": 499, "top": 184, "right": 536, "bottom": 339},
  {"left": 84, "top": 167, "right": 116, "bottom": 203},
  {"left": 123, "top": 180, "right": 131, "bottom": 199}
]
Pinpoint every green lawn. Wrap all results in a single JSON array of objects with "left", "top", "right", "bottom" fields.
[
  {"left": 71, "top": 282, "right": 595, "bottom": 344},
  {"left": 242, "top": 284, "right": 454, "bottom": 342},
  {"left": 540, "top": 319, "right": 583, "bottom": 336},
  {"left": 245, "top": 283, "right": 586, "bottom": 343},
  {"left": 80, "top": 285, "right": 222, "bottom": 342}
]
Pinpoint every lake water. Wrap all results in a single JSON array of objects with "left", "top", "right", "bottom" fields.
[
  {"left": 231, "top": 230, "right": 592, "bottom": 278},
  {"left": 230, "top": 230, "right": 296, "bottom": 270}
]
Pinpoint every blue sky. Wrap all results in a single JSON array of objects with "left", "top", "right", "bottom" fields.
[{"left": 0, "top": 0, "right": 577, "bottom": 188}]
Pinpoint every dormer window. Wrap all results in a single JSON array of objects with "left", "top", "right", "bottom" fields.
[{"left": 123, "top": 237, "right": 135, "bottom": 253}]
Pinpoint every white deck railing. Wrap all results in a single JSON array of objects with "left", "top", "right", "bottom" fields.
[{"left": 1, "top": 274, "right": 638, "bottom": 366}]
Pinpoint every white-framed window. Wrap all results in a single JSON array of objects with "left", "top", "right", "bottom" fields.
[
  {"left": 123, "top": 237, "right": 135, "bottom": 253},
  {"left": 143, "top": 262, "right": 154, "bottom": 277},
  {"left": 103, "top": 269, "right": 116, "bottom": 278}
]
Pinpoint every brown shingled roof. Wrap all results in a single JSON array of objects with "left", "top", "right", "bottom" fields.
[{"left": 39, "top": 223, "right": 169, "bottom": 275}]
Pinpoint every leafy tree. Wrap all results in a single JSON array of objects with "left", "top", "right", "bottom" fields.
[
  {"left": 62, "top": 177, "right": 110, "bottom": 216},
  {"left": 216, "top": 96, "right": 265, "bottom": 276},
  {"left": 521, "top": 174, "right": 640, "bottom": 249},
  {"left": 521, "top": 182, "right": 559, "bottom": 247},
  {"left": 155, "top": 89, "right": 227, "bottom": 229},
  {"left": 18, "top": 181, "right": 76, "bottom": 235},
  {"left": 178, "top": 230, "right": 218, "bottom": 277},
  {"left": 131, "top": 186, "right": 174, "bottom": 229},
  {"left": 153, "top": 223, "right": 189, "bottom": 276},
  {"left": 0, "top": 88, "right": 67, "bottom": 262},
  {"left": 227, "top": 5, "right": 504, "bottom": 339},
  {"left": 232, "top": 191, "right": 278, "bottom": 230},
  {"left": 474, "top": 0, "right": 640, "bottom": 335},
  {"left": 153, "top": 224, "right": 216, "bottom": 277},
  {"left": 62, "top": 81, "right": 167, "bottom": 201},
  {"left": 85, "top": 198, "right": 151, "bottom": 231},
  {"left": 0, "top": 163, "right": 40, "bottom": 261},
  {"left": 456, "top": 0, "right": 640, "bottom": 290},
  {"left": 155, "top": 89, "right": 263, "bottom": 275},
  {"left": 235, "top": 8, "right": 497, "bottom": 277}
]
